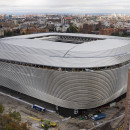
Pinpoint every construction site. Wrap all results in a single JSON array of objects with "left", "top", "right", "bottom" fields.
[{"left": 0, "top": 82, "right": 129, "bottom": 130}]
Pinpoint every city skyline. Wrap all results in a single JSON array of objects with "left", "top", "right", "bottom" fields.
[{"left": 0, "top": 0, "right": 130, "bottom": 14}]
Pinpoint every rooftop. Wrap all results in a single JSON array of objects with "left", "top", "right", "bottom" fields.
[{"left": 0, "top": 33, "right": 130, "bottom": 68}]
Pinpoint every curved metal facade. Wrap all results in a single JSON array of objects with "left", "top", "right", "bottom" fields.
[
  {"left": 0, "top": 33, "right": 130, "bottom": 109},
  {"left": 0, "top": 61, "right": 129, "bottom": 109},
  {"left": 0, "top": 33, "right": 130, "bottom": 68}
]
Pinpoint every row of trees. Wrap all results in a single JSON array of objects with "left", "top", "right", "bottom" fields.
[
  {"left": 4, "top": 29, "right": 22, "bottom": 37},
  {"left": 111, "top": 32, "right": 130, "bottom": 37},
  {"left": 0, "top": 103, "right": 27, "bottom": 130}
]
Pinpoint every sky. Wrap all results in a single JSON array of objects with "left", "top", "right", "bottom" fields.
[{"left": 0, "top": 0, "right": 130, "bottom": 14}]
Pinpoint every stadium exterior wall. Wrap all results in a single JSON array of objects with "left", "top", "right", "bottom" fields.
[{"left": 0, "top": 61, "right": 129, "bottom": 109}]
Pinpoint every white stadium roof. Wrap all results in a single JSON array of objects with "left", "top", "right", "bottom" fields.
[{"left": 0, "top": 33, "right": 130, "bottom": 68}]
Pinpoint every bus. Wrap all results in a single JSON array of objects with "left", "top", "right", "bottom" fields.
[{"left": 32, "top": 104, "right": 45, "bottom": 112}]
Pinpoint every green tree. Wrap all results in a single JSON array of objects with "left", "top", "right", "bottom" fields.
[
  {"left": 0, "top": 112, "right": 27, "bottom": 130},
  {"left": 9, "top": 111, "right": 21, "bottom": 122},
  {"left": 0, "top": 114, "right": 12, "bottom": 129},
  {"left": 0, "top": 104, "right": 4, "bottom": 114},
  {"left": 67, "top": 25, "right": 79, "bottom": 33},
  {"left": 4, "top": 31, "right": 13, "bottom": 36}
]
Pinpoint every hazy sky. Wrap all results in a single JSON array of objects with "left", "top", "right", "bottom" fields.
[{"left": 0, "top": 0, "right": 130, "bottom": 14}]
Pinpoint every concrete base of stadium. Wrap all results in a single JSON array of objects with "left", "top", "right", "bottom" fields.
[
  {"left": 55, "top": 93, "right": 126, "bottom": 117},
  {"left": 0, "top": 86, "right": 126, "bottom": 117},
  {"left": 56, "top": 106, "right": 82, "bottom": 117}
]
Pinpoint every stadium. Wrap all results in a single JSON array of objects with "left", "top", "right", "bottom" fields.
[{"left": 0, "top": 33, "right": 130, "bottom": 116}]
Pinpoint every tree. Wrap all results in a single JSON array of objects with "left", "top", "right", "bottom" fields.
[
  {"left": 21, "top": 123, "right": 28, "bottom": 130},
  {"left": 0, "top": 112, "right": 27, "bottom": 130},
  {"left": 5, "top": 121, "right": 20, "bottom": 130},
  {"left": 5, "top": 122, "right": 28, "bottom": 130},
  {"left": 67, "top": 25, "right": 79, "bottom": 33},
  {"left": 4, "top": 31, "right": 13, "bottom": 36},
  {"left": 0, "top": 104, "right": 4, "bottom": 114},
  {"left": 9, "top": 111, "right": 21, "bottom": 122},
  {"left": 0, "top": 114, "right": 12, "bottom": 129}
]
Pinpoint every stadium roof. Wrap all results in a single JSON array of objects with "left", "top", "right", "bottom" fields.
[{"left": 0, "top": 33, "right": 130, "bottom": 68}]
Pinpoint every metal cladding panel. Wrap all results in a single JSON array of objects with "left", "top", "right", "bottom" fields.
[
  {"left": 0, "top": 42, "right": 67, "bottom": 57},
  {"left": 3, "top": 32, "right": 130, "bottom": 40},
  {"left": 66, "top": 43, "right": 130, "bottom": 58},
  {"left": 0, "top": 33, "right": 130, "bottom": 68},
  {"left": 0, "top": 61, "right": 129, "bottom": 109},
  {"left": 0, "top": 49, "right": 130, "bottom": 68}
]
